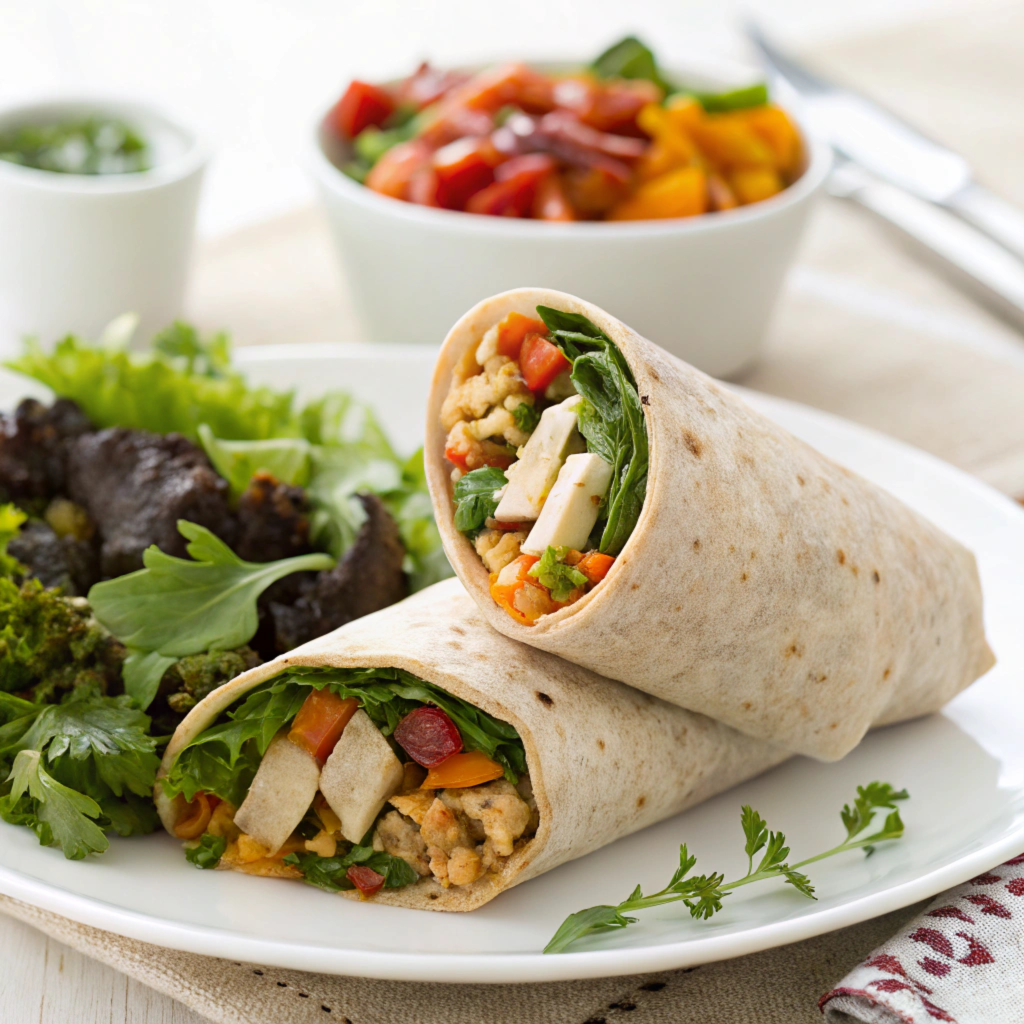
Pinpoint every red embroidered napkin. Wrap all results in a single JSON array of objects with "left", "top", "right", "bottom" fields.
[{"left": 820, "top": 852, "right": 1024, "bottom": 1022}]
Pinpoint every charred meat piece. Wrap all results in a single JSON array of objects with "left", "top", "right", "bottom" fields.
[
  {"left": 268, "top": 493, "right": 407, "bottom": 653},
  {"left": 235, "top": 472, "right": 312, "bottom": 563},
  {"left": 8, "top": 519, "right": 100, "bottom": 596},
  {"left": 66, "top": 428, "right": 237, "bottom": 578},
  {"left": 0, "top": 398, "right": 93, "bottom": 504}
]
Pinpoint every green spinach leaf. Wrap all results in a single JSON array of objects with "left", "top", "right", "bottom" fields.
[
  {"left": 284, "top": 846, "right": 420, "bottom": 891},
  {"left": 185, "top": 833, "right": 227, "bottom": 869},
  {"left": 536, "top": 306, "right": 648, "bottom": 556},
  {"left": 453, "top": 467, "right": 508, "bottom": 536}
]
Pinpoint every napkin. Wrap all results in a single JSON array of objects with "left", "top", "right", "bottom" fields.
[{"left": 821, "top": 853, "right": 1024, "bottom": 1023}]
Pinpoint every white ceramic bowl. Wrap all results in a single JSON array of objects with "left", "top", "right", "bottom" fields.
[
  {"left": 0, "top": 97, "right": 208, "bottom": 353},
  {"left": 308, "top": 66, "right": 831, "bottom": 378}
]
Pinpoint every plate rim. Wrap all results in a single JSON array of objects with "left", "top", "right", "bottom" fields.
[{"left": 1, "top": 343, "right": 1022, "bottom": 983}]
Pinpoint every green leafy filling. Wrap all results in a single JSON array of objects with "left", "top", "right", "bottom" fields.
[
  {"left": 528, "top": 547, "right": 588, "bottom": 602},
  {"left": 453, "top": 467, "right": 508, "bottom": 536},
  {"left": 536, "top": 307, "right": 649, "bottom": 556},
  {"left": 284, "top": 846, "right": 420, "bottom": 892},
  {"left": 512, "top": 402, "right": 541, "bottom": 434},
  {"left": 162, "top": 667, "right": 526, "bottom": 808},
  {"left": 185, "top": 833, "right": 227, "bottom": 869}
]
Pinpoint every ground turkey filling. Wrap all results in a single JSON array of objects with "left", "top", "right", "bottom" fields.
[
  {"left": 201, "top": 765, "right": 539, "bottom": 889},
  {"left": 441, "top": 318, "right": 575, "bottom": 577}
]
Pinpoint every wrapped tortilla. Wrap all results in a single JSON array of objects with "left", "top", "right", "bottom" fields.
[
  {"left": 425, "top": 288, "right": 994, "bottom": 761},
  {"left": 155, "top": 579, "right": 786, "bottom": 911}
]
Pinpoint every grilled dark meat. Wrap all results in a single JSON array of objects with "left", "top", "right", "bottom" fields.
[
  {"left": 8, "top": 519, "right": 101, "bottom": 596},
  {"left": 235, "top": 472, "right": 312, "bottom": 563},
  {"left": 0, "top": 398, "right": 93, "bottom": 504},
  {"left": 266, "top": 493, "right": 407, "bottom": 653},
  {"left": 66, "top": 428, "right": 237, "bottom": 577}
]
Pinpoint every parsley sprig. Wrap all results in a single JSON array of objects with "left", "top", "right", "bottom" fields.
[{"left": 544, "top": 781, "right": 908, "bottom": 954}]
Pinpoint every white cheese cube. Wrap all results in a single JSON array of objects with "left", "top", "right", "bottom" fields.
[
  {"left": 522, "top": 453, "right": 614, "bottom": 555},
  {"left": 319, "top": 709, "right": 405, "bottom": 844},
  {"left": 493, "top": 397, "right": 585, "bottom": 522},
  {"left": 233, "top": 731, "right": 321, "bottom": 855}
]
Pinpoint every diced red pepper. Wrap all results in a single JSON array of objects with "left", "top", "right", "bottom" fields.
[
  {"left": 347, "top": 864, "right": 386, "bottom": 897},
  {"left": 577, "top": 551, "right": 615, "bottom": 585},
  {"left": 497, "top": 311, "right": 549, "bottom": 359},
  {"left": 365, "top": 139, "right": 432, "bottom": 199},
  {"left": 490, "top": 519, "right": 526, "bottom": 531},
  {"left": 466, "top": 154, "right": 555, "bottom": 217},
  {"left": 329, "top": 81, "right": 396, "bottom": 140},
  {"left": 553, "top": 77, "right": 661, "bottom": 135},
  {"left": 533, "top": 173, "right": 576, "bottom": 221},
  {"left": 407, "top": 165, "right": 441, "bottom": 207},
  {"left": 444, "top": 444, "right": 470, "bottom": 472},
  {"left": 394, "top": 706, "right": 463, "bottom": 767},
  {"left": 457, "top": 63, "right": 554, "bottom": 113},
  {"left": 433, "top": 137, "right": 503, "bottom": 210},
  {"left": 289, "top": 690, "right": 359, "bottom": 764},
  {"left": 520, "top": 333, "right": 571, "bottom": 393}
]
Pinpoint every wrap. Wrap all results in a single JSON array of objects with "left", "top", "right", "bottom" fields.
[
  {"left": 425, "top": 288, "right": 994, "bottom": 761},
  {"left": 156, "top": 579, "right": 787, "bottom": 911}
]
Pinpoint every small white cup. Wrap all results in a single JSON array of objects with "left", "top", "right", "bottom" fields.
[{"left": 0, "top": 97, "right": 208, "bottom": 353}]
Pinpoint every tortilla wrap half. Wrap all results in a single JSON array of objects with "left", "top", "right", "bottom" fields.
[
  {"left": 155, "top": 579, "right": 787, "bottom": 911},
  {"left": 425, "top": 288, "right": 994, "bottom": 761}
]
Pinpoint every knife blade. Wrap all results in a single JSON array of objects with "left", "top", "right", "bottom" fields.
[
  {"left": 828, "top": 160, "right": 1024, "bottom": 332},
  {"left": 746, "top": 22, "right": 1024, "bottom": 263}
]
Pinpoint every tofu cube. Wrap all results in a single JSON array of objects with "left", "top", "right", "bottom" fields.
[
  {"left": 522, "top": 453, "right": 614, "bottom": 555},
  {"left": 493, "top": 396, "right": 585, "bottom": 522},
  {"left": 319, "top": 709, "right": 405, "bottom": 844},
  {"left": 233, "top": 731, "right": 321, "bottom": 855}
]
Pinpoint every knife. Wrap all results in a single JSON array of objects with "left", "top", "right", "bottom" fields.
[
  {"left": 746, "top": 22, "right": 1024, "bottom": 264},
  {"left": 828, "top": 159, "right": 1024, "bottom": 331}
]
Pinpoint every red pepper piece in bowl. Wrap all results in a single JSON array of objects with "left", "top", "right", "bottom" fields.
[
  {"left": 330, "top": 81, "right": 396, "bottom": 140},
  {"left": 394, "top": 706, "right": 463, "bottom": 767},
  {"left": 466, "top": 154, "right": 556, "bottom": 217},
  {"left": 347, "top": 865, "right": 386, "bottom": 897}
]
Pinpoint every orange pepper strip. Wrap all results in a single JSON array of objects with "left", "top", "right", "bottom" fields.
[
  {"left": 497, "top": 311, "right": 549, "bottom": 360},
  {"left": 577, "top": 551, "right": 615, "bottom": 585},
  {"left": 490, "top": 554, "right": 544, "bottom": 626},
  {"left": 608, "top": 167, "right": 708, "bottom": 221},
  {"left": 729, "top": 168, "right": 784, "bottom": 205},
  {"left": 421, "top": 751, "right": 506, "bottom": 789},
  {"left": 175, "top": 792, "right": 213, "bottom": 840},
  {"left": 289, "top": 691, "right": 359, "bottom": 764}
]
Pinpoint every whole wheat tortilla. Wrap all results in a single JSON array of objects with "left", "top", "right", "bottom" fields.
[
  {"left": 425, "top": 288, "right": 995, "bottom": 761},
  {"left": 156, "top": 579, "right": 787, "bottom": 912}
]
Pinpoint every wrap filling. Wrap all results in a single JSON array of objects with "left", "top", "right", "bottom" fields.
[
  {"left": 162, "top": 668, "right": 537, "bottom": 895},
  {"left": 442, "top": 306, "right": 648, "bottom": 624}
]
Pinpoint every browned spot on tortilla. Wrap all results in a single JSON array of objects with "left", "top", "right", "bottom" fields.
[
  {"left": 873, "top": 570, "right": 881, "bottom": 584},
  {"left": 637, "top": 795, "right": 646, "bottom": 808},
  {"left": 785, "top": 642, "right": 804, "bottom": 659},
  {"left": 692, "top": 539, "right": 701, "bottom": 551},
  {"left": 883, "top": 667, "right": 892, "bottom": 680},
  {"left": 630, "top": 583, "right": 640, "bottom": 591},
  {"left": 851, "top": 565, "right": 859, "bottom": 576},
  {"left": 536, "top": 691, "right": 554, "bottom": 706},
  {"left": 830, "top": 722, "right": 838, "bottom": 730},
  {"left": 742, "top": 701, "right": 753, "bottom": 710},
  {"left": 683, "top": 431, "right": 703, "bottom": 458},
  {"left": 640, "top": 394, "right": 650, "bottom": 406},
  {"left": 729, "top": 544, "right": 735, "bottom": 553},
  {"left": 597, "top": 738, "right": 605, "bottom": 750},
  {"left": 649, "top": 368, "right": 661, "bottom": 381},
  {"left": 750, "top": 550, "right": 756, "bottom": 560},
  {"left": 675, "top": 605, "right": 681, "bottom": 612},
  {"left": 797, "top": 475, "right": 806, "bottom": 486},
  {"left": 837, "top": 550, "right": 846, "bottom": 565},
  {"left": 800, "top": 704, "right": 809, "bottom": 717},
  {"left": 740, "top": 572, "right": 748, "bottom": 581},
  {"left": 447, "top": 640, "right": 462, "bottom": 649}
]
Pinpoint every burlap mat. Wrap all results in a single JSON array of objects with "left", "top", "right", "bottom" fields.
[{"left": 3, "top": 3, "right": 1023, "bottom": 1022}]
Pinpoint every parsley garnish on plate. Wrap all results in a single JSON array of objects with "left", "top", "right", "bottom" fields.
[{"left": 545, "top": 782, "right": 908, "bottom": 953}]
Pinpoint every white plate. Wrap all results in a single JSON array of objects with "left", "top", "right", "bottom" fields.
[{"left": 1, "top": 345, "right": 1022, "bottom": 984}]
